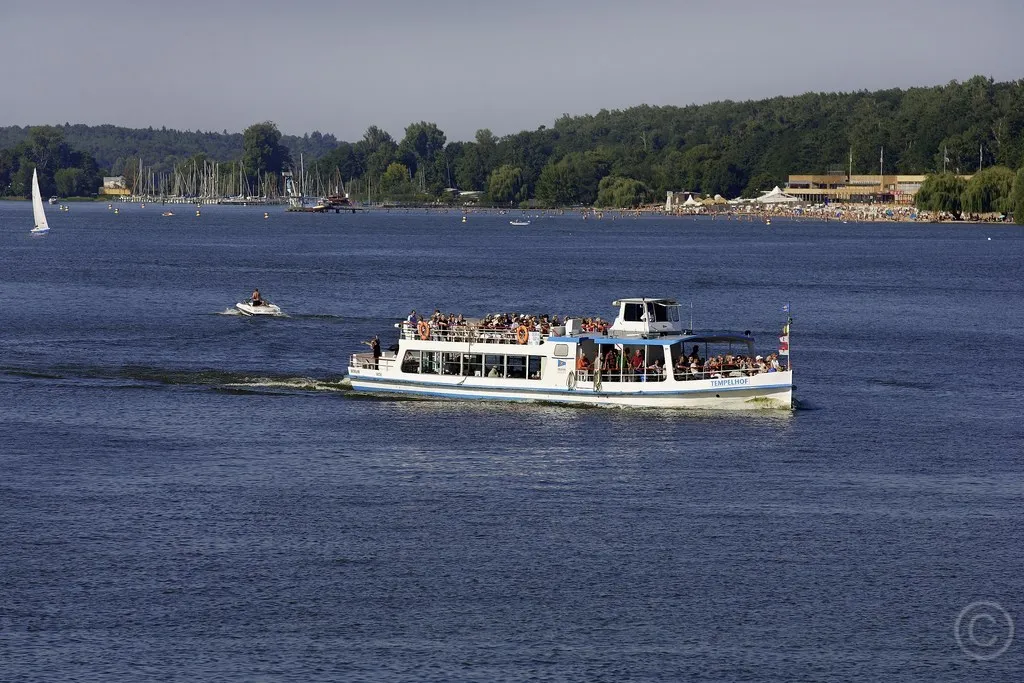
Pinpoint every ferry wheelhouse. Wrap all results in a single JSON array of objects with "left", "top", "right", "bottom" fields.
[{"left": 348, "top": 298, "right": 793, "bottom": 410}]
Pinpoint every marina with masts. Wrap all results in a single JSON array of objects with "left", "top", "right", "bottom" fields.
[{"left": 114, "top": 155, "right": 360, "bottom": 209}]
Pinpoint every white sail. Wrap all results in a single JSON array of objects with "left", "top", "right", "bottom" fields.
[{"left": 31, "top": 168, "right": 50, "bottom": 234}]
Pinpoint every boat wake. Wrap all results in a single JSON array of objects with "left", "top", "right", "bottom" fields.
[
  {"left": 220, "top": 376, "right": 351, "bottom": 394},
  {"left": 0, "top": 363, "right": 352, "bottom": 395},
  {"left": 215, "top": 309, "right": 340, "bottom": 321}
]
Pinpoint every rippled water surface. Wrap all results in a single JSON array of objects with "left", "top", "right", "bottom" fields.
[{"left": 2, "top": 203, "right": 1023, "bottom": 681}]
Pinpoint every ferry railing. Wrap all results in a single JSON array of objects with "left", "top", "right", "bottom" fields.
[
  {"left": 671, "top": 365, "right": 783, "bottom": 381},
  {"left": 350, "top": 352, "right": 393, "bottom": 370},
  {"left": 574, "top": 368, "right": 668, "bottom": 383},
  {"left": 398, "top": 322, "right": 551, "bottom": 345},
  {"left": 571, "top": 365, "right": 782, "bottom": 384}
]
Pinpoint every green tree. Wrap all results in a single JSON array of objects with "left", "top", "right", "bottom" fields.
[
  {"left": 1012, "top": 168, "right": 1024, "bottom": 224},
  {"left": 380, "top": 162, "right": 411, "bottom": 195},
  {"left": 596, "top": 175, "right": 650, "bottom": 207},
  {"left": 54, "top": 167, "right": 86, "bottom": 197},
  {"left": 9, "top": 160, "right": 35, "bottom": 197},
  {"left": 398, "top": 122, "right": 446, "bottom": 192},
  {"left": 355, "top": 126, "right": 398, "bottom": 184},
  {"left": 534, "top": 151, "right": 610, "bottom": 206},
  {"left": 487, "top": 165, "right": 525, "bottom": 205},
  {"left": 915, "top": 173, "right": 967, "bottom": 218},
  {"left": 242, "top": 122, "right": 291, "bottom": 181},
  {"left": 961, "top": 165, "right": 1015, "bottom": 214},
  {"left": 0, "top": 148, "right": 15, "bottom": 195},
  {"left": 743, "top": 171, "right": 781, "bottom": 198}
]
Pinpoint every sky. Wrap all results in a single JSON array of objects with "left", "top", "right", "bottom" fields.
[{"left": 3, "top": 0, "right": 1023, "bottom": 143}]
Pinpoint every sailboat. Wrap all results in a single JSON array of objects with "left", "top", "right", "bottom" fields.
[{"left": 30, "top": 169, "right": 50, "bottom": 235}]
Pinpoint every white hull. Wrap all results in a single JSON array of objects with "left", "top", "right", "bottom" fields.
[
  {"left": 236, "top": 301, "right": 282, "bottom": 316},
  {"left": 349, "top": 367, "right": 792, "bottom": 410}
]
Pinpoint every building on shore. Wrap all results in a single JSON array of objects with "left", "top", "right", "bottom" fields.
[
  {"left": 99, "top": 176, "right": 131, "bottom": 197},
  {"left": 785, "top": 172, "right": 972, "bottom": 204},
  {"left": 664, "top": 190, "right": 703, "bottom": 211}
]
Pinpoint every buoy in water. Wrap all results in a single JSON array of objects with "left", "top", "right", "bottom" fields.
[
  {"left": 462, "top": 215, "right": 467, "bottom": 223},
  {"left": 114, "top": 208, "right": 119, "bottom": 214},
  {"left": 987, "top": 237, "right": 992, "bottom": 241},
  {"left": 264, "top": 212, "right": 269, "bottom": 219},
  {"left": 196, "top": 210, "right": 201, "bottom": 216}
]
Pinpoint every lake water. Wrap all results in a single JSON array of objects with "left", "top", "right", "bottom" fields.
[{"left": 2, "top": 202, "right": 1022, "bottom": 681}]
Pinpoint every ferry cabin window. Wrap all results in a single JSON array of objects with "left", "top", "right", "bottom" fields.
[
  {"left": 401, "top": 350, "right": 420, "bottom": 373},
  {"left": 553, "top": 344, "right": 569, "bottom": 358},
  {"left": 442, "top": 352, "right": 462, "bottom": 375},
  {"left": 650, "top": 303, "right": 677, "bottom": 322},
  {"left": 506, "top": 355, "right": 527, "bottom": 379},
  {"left": 462, "top": 353, "right": 483, "bottom": 377},
  {"left": 624, "top": 303, "right": 644, "bottom": 322},
  {"left": 528, "top": 356, "right": 542, "bottom": 380},
  {"left": 421, "top": 350, "right": 439, "bottom": 374},
  {"left": 484, "top": 354, "right": 504, "bottom": 377}
]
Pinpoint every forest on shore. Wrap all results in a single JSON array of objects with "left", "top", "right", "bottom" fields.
[{"left": 1, "top": 75, "right": 1023, "bottom": 220}]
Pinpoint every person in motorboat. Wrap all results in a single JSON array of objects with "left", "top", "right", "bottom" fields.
[{"left": 251, "top": 288, "right": 263, "bottom": 306}]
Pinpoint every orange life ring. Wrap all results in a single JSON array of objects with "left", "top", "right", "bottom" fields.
[
  {"left": 516, "top": 325, "right": 529, "bottom": 345},
  {"left": 417, "top": 320, "right": 431, "bottom": 340}
]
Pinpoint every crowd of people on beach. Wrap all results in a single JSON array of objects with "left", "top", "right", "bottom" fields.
[{"left": 664, "top": 201, "right": 1013, "bottom": 223}]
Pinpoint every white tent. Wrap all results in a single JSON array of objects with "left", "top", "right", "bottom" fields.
[
  {"left": 755, "top": 186, "right": 801, "bottom": 204},
  {"left": 682, "top": 194, "right": 702, "bottom": 207}
]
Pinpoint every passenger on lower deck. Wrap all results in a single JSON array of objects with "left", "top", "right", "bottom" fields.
[
  {"left": 689, "top": 345, "right": 701, "bottom": 363},
  {"left": 629, "top": 350, "right": 644, "bottom": 373},
  {"left": 576, "top": 351, "right": 591, "bottom": 372}
]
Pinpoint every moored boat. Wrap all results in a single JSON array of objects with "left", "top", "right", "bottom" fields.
[{"left": 348, "top": 298, "right": 794, "bottom": 410}]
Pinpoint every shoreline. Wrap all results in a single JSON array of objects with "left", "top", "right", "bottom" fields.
[{"left": 3, "top": 196, "right": 1017, "bottom": 225}]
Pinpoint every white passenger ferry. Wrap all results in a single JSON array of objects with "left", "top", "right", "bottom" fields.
[{"left": 348, "top": 298, "right": 794, "bottom": 410}]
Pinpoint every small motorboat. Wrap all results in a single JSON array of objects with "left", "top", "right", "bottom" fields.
[
  {"left": 509, "top": 220, "right": 530, "bottom": 226},
  {"left": 235, "top": 299, "right": 283, "bottom": 316},
  {"left": 162, "top": 211, "right": 174, "bottom": 216}
]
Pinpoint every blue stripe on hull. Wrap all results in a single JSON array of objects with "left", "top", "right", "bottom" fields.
[
  {"left": 349, "top": 375, "right": 792, "bottom": 404},
  {"left": 349, "top": 373, "right": 790, "bottom": 395}
]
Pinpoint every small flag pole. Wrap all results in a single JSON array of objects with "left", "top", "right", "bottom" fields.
[
  {"left": 787, "top": 304, "right": 793, "bottom": 371},
  {"left": 780, "top": 303, "right": 793, "bottom": 371}
]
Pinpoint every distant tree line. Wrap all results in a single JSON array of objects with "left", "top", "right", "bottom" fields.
[
  {"left": 2, "top": 76, "right": 1023, "bottom": 222},
  {"left": 0, "top": 126, "right": 102, "bottom": 199}
]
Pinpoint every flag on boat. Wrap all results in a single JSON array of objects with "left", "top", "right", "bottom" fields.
[
  {"left": 781, "top": 303, "right": 790, "bottom": 313},
  {"left": 779, "top": 326, "right": 790, "bottom": 356}
]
